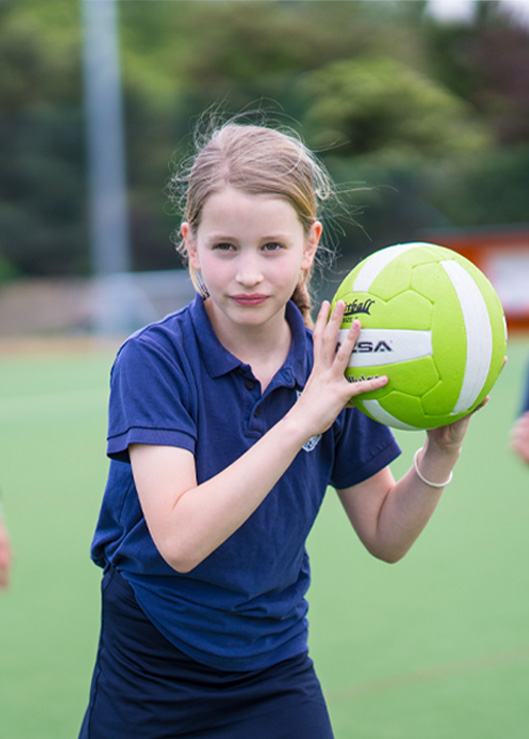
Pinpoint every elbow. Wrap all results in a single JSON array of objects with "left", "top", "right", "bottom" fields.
[
  {"left": 151, "top": 519, "right": 218, "bottom": 573},
  {"left": 376, "top": 551, "right": 405, "bottom": 565},
  {"left": 168, "top": 557, "right": 198, "bottom": 575},
  {"left": 361, "top": 529, "right": 415, "bottom": 564},
  {"left": 157, "top": 539, "right": 204, "bottom": 574},
  {"left": 166, "top": 550, "right": 203, "bottom": 574},
  {"left": 367, "top": 543, "right": 409, "bottom": 565}
]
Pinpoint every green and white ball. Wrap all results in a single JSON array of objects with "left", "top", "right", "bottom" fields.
[{"left": 331, "top": 242, "right": 507, "bottom": 430}]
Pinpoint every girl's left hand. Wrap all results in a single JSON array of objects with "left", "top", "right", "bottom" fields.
[{"left": 426, "top": 398, "right": 488, "bottom": 450}]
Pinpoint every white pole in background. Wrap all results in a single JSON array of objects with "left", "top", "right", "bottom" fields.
[{"left": 81, "top": 0, "right": 132, "bottom": 335}]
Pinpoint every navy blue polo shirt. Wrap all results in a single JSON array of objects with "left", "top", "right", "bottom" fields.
[{"left": 91, "top": 295, "right": 400, "bottom": 671}]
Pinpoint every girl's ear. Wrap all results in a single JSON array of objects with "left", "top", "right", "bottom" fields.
[
  {"left": 181, "top": 223, "right": 201, "bottom": 270},
  {"left": 301, "top": 220, "right": 322, "bottom": 270}
]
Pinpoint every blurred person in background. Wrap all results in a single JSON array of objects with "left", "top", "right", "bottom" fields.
[
  {"left": 511, "top": 360, "right": 529, "bottom": 464},
  {"left": 0, "top": 503, "right": 12, "bottom": 589}
]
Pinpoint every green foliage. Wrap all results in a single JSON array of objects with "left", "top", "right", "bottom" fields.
[
  {"left": 0, "top": 0, "right": 528, "bottom": 278},
  {"left": 0, "top": 0, "right": 85, "bottom": 278},
  {"left": 0, "top": 0, "right": 81, "bottom": 105},
  {"left": 0, "top": 253, "right": 19, "bottom": 283},
  {"left": 0, "top": 105, "right": 87, "bottom": 277},
  {"left": 301, "top": 56, "right": 491, "bottom": 159},
  {"left": 423, "top": 145, "right": 529, "bottom": 227}
]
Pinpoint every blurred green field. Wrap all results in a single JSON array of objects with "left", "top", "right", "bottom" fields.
[{"left": 1, "top": 336, "right": 528, "bottom": 738}]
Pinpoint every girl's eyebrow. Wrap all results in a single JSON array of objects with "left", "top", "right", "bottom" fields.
[
  {"left": 205, "top": 232, "right": 237, "bottom": 242},
  {"left": 207, "top": 231, "right": 293, "bottom": 242}
]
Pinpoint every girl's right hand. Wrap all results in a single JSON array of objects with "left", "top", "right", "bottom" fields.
[{"left": 293, "top": 300, "right": 388, "bottom": 439}]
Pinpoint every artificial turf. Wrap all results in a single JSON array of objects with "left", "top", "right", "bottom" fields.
[{"left": 0, "top": 336, "right": 528, "bottom": 738}]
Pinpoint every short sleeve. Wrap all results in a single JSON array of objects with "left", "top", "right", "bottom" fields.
[
  {"left": 106, "top": 335, "right": 198, "bottom": 462},
  {"left": 330, "top": 408, "right": 401, "bottom": 490}
]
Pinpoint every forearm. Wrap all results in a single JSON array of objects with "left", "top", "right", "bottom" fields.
[
  {"left": 139, "top": 407, "right": 314, "bottom": 573},
  {"left": 371, "top": 441, "right": 461, "bottom": 562}
]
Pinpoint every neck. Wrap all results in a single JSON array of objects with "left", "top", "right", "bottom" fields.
[{"left": 205, "top": 300, "right": 292, "bottom": 390}]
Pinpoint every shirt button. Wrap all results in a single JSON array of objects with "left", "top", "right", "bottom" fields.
[
  {"left": 245, "top": 379, "right": 255, "bottom": 390},
  {"left": 254, "top": 406, "right": 261, "bottom": 417}
]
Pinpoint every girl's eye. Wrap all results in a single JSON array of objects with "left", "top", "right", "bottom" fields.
[
  {"left": 263, "top": 242, "right": 283, "bottom": 252},
  {"left": 213, "top": 243, "right": 235, "bottom": 252}
]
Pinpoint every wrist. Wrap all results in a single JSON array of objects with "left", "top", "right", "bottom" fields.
[
  {"left": 423, "top": 436, "right": 463, "bottom": 461},
  {"left": 414, "top": 443, "right": 461, "bottom": 488},
  {"left": 282, "top": 403, "right": 323, "bottom": 448},
  {"left": 413, "top": 448, "right": 452, "bottom": 488}
]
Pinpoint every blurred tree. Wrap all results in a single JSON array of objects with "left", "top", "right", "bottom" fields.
[
  {"left": 0, "top": 0, "right": 528, "bottom": 281},
  {"left": 0, "top": 0, "right": 85, "bottom": 277},
  {"left": 296, "top": 55, "right": 491, "bottom": 262},
  {"left": 422, "top": 0, "right": 529, "bottom": 146},
  {"left": 0, "top": 106, "right": 86, "bottom": 277},
  {"left": 423, "top": 145, "right": 529, "bottom": 227},
  {"left": 469, "top": 23, "right": 529, "bottom": 145},
  {"left": 300, "top": 56, "right": 490, "bottom": 158}
]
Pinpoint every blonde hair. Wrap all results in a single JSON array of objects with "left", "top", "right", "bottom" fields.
[{"left": 169, "top": 118, "right": 337, "bottom": 328}]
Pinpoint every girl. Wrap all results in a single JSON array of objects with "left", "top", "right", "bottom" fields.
[{"left": 79, "top": 119, "right": 475, "bottom": 738}]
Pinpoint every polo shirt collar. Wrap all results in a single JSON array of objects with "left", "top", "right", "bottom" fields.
[
  {"left": 189, "top": 294, "right": 309, "bottom": 386},
  {"left": 284, "top": 300, "right": 309, "bottom": 388},
  {"left": 190, "top": 295, "right": 241, "bottom": 378}
]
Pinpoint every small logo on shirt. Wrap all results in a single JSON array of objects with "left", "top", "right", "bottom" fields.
[
  {"left": 296, "top": 390, "right": 322, "bottom": 452},
  {"left": 303, "top": 434, "right": 322, "bottom": 452}
]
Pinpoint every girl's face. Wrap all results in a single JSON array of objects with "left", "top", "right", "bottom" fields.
[{"left": 182, "top": 187, "right": 321, "bottom": 340}]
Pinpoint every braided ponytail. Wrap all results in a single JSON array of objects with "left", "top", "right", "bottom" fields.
[{"left": 290, "top": 273, "right": 315, "bottom": 330}]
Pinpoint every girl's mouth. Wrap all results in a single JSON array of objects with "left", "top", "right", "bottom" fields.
[{"left": 231, "top": 294, "right": 269, "bottom": 306}]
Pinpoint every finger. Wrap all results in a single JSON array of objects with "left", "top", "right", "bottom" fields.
[
  {"left": 334, "top": 318, "right": 361, "bottom": 365},
  {"left": 471, "top": 396, "right": 490, "bottom": 413},
  {"left": 312, "top": 301, "right": 331, "bottom": 359},
  {"left": 426, "top": 411, "right": 473, "bottom": 446},
  {"left": 326, "top": 300, "right": 345, "bottom": 336},
  {"left": 317, "top": 300, "right": 347, "bottom": 362},
  {"left": 345, "top": 373, "right": 388, "bottom": 401},
  {"left": 314, "top": 300, "right": 331, "bottom": 329}
]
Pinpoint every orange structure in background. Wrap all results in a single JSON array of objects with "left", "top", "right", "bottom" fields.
[{"left": 425, "top": 225, "right": 529, "bottom": 333}]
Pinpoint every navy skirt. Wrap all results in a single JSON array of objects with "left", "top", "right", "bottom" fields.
[{"left": 79, "top": 568, "right": 334, "bottom": 738}]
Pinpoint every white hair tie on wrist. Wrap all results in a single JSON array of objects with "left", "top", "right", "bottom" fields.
[{"left": 413, "top": 448, "right": 453, "bottom": 488}]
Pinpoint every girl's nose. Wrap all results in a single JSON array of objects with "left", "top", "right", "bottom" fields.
[{"left": 235, "top": 256, "right": 263, "bottom": 287}]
